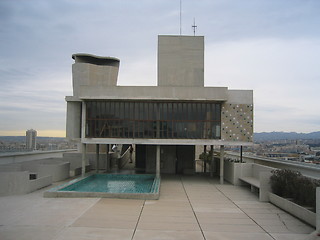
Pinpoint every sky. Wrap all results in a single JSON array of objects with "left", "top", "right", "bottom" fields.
[{"left": 0, "top": 0, "right": 319, "bottom": 137}]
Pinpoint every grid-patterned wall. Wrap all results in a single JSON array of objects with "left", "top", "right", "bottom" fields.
[{"left": 221, "top": 103, "right": 253, "bottom": 142}]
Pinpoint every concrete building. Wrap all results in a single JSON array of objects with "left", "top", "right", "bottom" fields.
[
  {"left": 65, "top": 35, "right": 253, "bottom": 182},
  {"left": 26, "top": 129, "right": 37, "bottom": 150}
]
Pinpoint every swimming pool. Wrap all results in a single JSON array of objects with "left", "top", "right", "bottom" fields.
[{"left": 44, "top": 174, "right": 160, "bottom": 200}]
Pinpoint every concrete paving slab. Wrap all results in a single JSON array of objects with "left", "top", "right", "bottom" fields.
[
  {"left": 254, "top": 218, "right": 288, "bottom": 226},
  {"left": 284, "top": 218, "right": 314, "bottom": 226},
  {"left": 197, "top": 217, "right": 256, "bottom": 225},
  {"left": 278, "top": 212, "right": 304, "bottom": 221},
  {"left": 193, "top": 206, "right": 243, "bottom": 213},
  {"left": 246, "top": 212, "right": 283, "bottom": 219},
  {"left": 140, "top": 209, "right": 195, "bottom": 217},
  {"left": 271, "top": 233, "right": 315, "bottom": 240},
  {"left": 6, "top": 197, "right": 99, "bottom": 227},
  {"left": 142, "top": 204, "right": 193, "bottom": 211},
  {"left": 188, "top": 196, "right": 229, "bottom": 201},
  {"left": 201, "top": 223, "right": 265, "bottom": 233},
  {"left": 235, "top": 202, "right": 279, "bottom": 209},
  {"left": 0, "top": 225, "right": 62, "bottom": 240},
  {"left": 203, "top": 231, "right": 274, "bottom": 240},
  {"left": 285, "top": 225, "right": 316, "bottom": 234},
  {"left": 137, "top": 221, "right": 200, "bottom": 231},
  {"left": 73, "top": 217, "right": 138, "bottom": 229},
  {"left": 262, "top": 224, "right": 314, "bottom": 234},
  {"left": 78, "top": 198, "right": 143, "bottom": 215},
  {"left": 85, "top": 208, "right": 142, "bottom": 216},
  {"left": 241, "top": 207, "right": 285, "bottom": 214},
  {"left": 96, "top": 198, "right": 144, "bottom": 206},
  {"left": 139, "top": 215, "right": 198, "bottom": 224},
  {"left": 144, "top": 200, "right": 190, "bottom": 207},
  {"left": 191, "top": 202, "right": 236, "bottom": 208},
  {"left": 0, "top": 174, "right": 315, "bottom": 240},
  {"left": 195, "top": 211, "right": 249, "bottom": 219},
  {"left": 54, "top": 226, "right": 134, "bottom": 240},
  {"left": 133, "top": 229, "right": 204, "bottom": 240}
]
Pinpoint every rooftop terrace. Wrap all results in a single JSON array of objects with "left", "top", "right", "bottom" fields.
[{"left": 0, "top": 175, "right": 316, "bottom": 240}]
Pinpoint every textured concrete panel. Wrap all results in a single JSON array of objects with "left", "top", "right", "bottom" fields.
[{"left": 221, "top": 103, "right": 253, "bottom": 142}]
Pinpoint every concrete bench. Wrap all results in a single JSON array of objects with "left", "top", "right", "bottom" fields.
[
  {"left": 239, "top": 163, "right": 277, "bottom": 202},
  {"left": 239, "top": 176, "right": 260, "bottom": 190}
]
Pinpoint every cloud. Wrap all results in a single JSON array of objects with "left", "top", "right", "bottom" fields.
[
  {"left": 0, "top": 0, "right": 320, "bottom": 136},
  {"left": 205, "top": 38, "right": 320, "bottom": 132}
]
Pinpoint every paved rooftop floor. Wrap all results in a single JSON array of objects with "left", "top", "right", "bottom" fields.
[{"left": 0, "top": 175, "right": 317, "bottom": 240}]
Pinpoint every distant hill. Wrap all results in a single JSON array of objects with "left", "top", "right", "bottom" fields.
[{"left": 254, "top": 131, "right": 320, "bottom": 141}]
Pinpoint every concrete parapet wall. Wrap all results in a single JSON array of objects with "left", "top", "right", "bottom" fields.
[
  {"left": 0, "top": 156, "right": 73, "bottom": 196},
  {"left": 0, "top": 171, "right": 52, "bottom": 196},
  {"left": 225, "top": 152, "right": 320, "bottom": 180},
  {"left": 0, "top": 164, "right": 22, "bottom": 172},
  {"left": 0, "top": 150, "right": 76, "bottom": 165},
  {"left": 252, "top": 164, "right": 275, "bottom": 179},
  {"left": 317, "top": 187, "right": 320, "bottom": 231},
  {"left": 0, "top": 171, "right": 30, "bottom": 196},
  {"left": 240, "top": 163, "right": 253, "bottom": 180},
  {"left": 269, "top": 192, "right": 316, "bottom": 227}
]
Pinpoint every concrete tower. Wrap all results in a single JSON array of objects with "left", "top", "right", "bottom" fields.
[{"left": 26, "top": 129, "right": 37, "bottom": 150}]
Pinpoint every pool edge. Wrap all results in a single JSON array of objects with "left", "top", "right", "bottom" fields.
[{"left": 43, "top": 174, "right": 160, "bottom": 200}]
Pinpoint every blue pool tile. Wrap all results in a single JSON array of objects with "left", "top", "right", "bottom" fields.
[{"left": 59, "top": 174, "right": 155, "bottom": 194}]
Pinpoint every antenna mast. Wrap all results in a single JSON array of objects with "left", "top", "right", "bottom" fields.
[
  {"left": 180, "top": 0, "right": 182, "bottom": 35},
  {"left": 192, "top": 18, "right": 197, "bottom": 36}
]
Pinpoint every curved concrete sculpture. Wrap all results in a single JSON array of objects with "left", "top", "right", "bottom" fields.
[
  {"left": 72, "top": 53, "right": 120, "bottom": 96},
  {"left": 72, "top": 53, "right": 120, "bottom": 66}
]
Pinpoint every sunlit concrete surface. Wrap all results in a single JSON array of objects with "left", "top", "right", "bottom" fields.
[{"left": 0, "top": 175, "right": 316, "bottom": 240}]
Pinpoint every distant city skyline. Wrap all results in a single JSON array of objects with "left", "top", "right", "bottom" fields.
[{"left": 0, "top": 0, "right": 319, "bottom": 137}]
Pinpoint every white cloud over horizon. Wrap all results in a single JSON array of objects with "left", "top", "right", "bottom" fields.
[
  {"left": 205, "top": 38, "right": 320, "bottom": 132},
  {"left": 0, "top": 0, "right": 319, "bottom": 136}
]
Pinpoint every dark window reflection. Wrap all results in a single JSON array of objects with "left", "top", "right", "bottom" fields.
[{"left": 86, "top": 101, "right": 221, "bottom": 139}]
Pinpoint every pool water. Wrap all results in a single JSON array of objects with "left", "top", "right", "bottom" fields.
[
  {"left": 44, "top": 173, "right": 160, "bottom": 199},
  {"left": 60, "top": 174, "right": 155, "bottom": 193}
]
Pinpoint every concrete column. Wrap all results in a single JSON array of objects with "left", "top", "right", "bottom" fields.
[
  {"left": 96, "top": 144, "right": 100, "bottom": 173},
  {"left": 81, "top": 101, "right": 86, "bottom": 176},
  {"left": 81, "top": 143, "right": 86, "bottom": 176},
  {"left": 156, "top": 145, "right": 161, "bottom": 178},
  {"left": 105, "top": 144, "right": 109, "bottom": 172},
  {"left": 210, "top": 145, "right": 214, "bottom": 177},
  {"left": 203, "top": 145, "right": 207, "bottom": 173},
  {"left": 81, "top": 101, "right": 86, "bottom": 139},
  {"left": 156, "top": 103, "right": 160, "bottom": 139},
  {"left": 317, "top": 187, "right": 320, "bottom": 232},
  {"left": 220, "top": 145, "right": 224, "bottom": 184}
]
